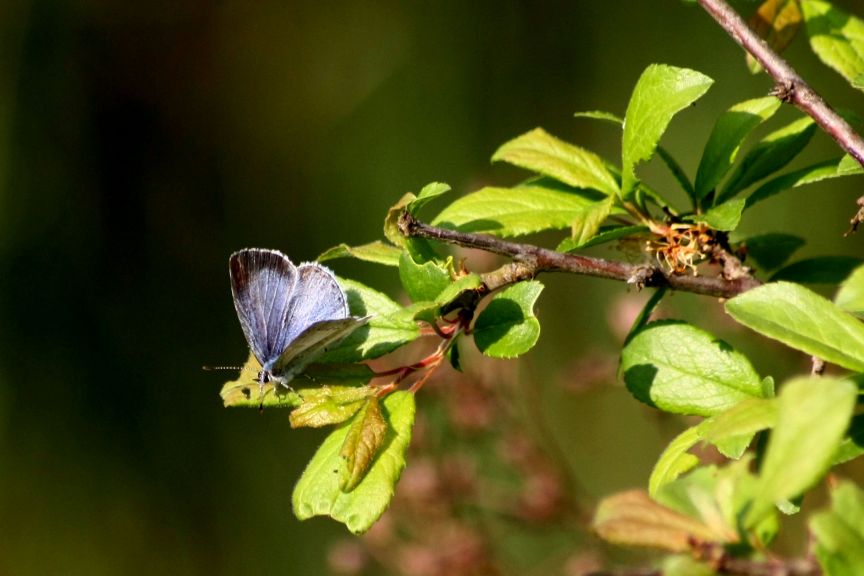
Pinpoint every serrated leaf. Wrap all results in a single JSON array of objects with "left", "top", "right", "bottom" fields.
[
  {"left": 748, "top": 377, "right": 857, "bottom": 526},
  {"left": 319, "top": 279, "right": 420, "bottom": 363},
  {"left": 695, "top": 97, "right": 782, "bottom": 199},
  {"left": 593, "top": 490, "right": 722, "bottom": 552},
  {"left": 431, "top": 184, "right": 610, "bottom": 237},
  {"left": 718, "top": 116, "right": 816, "bottom": 202},
  {"left": 687, "top": 198, "right": 746, "bottom": 231},
  {"left": 339, "top": 396, "right": 388, "bottom": 492},
  {"left": 492, "top": 128, "right": 620, "bottom": 196},
  {"left": 811, "top": 481, "right": 864, "bottom": 575},
  {"left": 738, "top": 233, "right": 805, "bottom": 271},
  {"left": 289, "top": 385, "right": 377, "bottom": 428},
  {"left": 407, "top": 182, "right": 451, "bottom": 216},
  {"left": 836, "top": 264, "right": 864, "bottom": 317},
  {"left": 398, "top": 251, "right": 451, "bottom": 303},
  {"left": 318, "top": 241, "right": 402, "bottom": 267},
  {"left": 746, "top": 156, "right": 864, "bottom": 209},
  {"left": 770, "top": 256, "right": 864, "bottom": 284},
  {"left": 802, "top": 0, "right": 864, "bottom": 92},
  {"left": 748, "top": 0, "right": 803, "bottom": 73},
  {"left": 557, "top": 225, "right": 649, "bottom": 252},
  {"left": 698, "top": 398, "right": 777, "bottom": 459},
  {"left": 474, "top": 281, "right": 543, "bottom": 358},
  {"left": 726, "top": 282, "right": 864, "bottom": 371},
  {"left": 571, "top": 196, "right": 615, "bottom": 246},
  {"left": 622, "top": 64, "right": 714, "bottom": 195},
  {"left": 649, "top": 426, "right": 701, "bottom": 496},
  {"left": 292, "top": 391, "right": 415, "bottom": 534},
  {"left": 620, "top": 321, "right": 766, "bottom": 417}
]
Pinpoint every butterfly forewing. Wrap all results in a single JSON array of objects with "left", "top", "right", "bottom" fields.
[{"left": 229, "top": 249, "right": 298, "bottom": 370}]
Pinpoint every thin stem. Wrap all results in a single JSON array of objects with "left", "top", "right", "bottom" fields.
[
  {"left": 398, "top": 212, "right": 761, "bottom": 299},
  {"left": 697, "top": 0, "right": 864, "bottom": 225}
]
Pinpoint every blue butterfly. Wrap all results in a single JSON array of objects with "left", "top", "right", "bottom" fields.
[{"left": 229, "top": 248, "right": 369, "bottom": 389}]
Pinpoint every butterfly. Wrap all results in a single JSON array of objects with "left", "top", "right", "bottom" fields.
[{"left": 229, "top": 248, "right": 370, "bottom": 391}]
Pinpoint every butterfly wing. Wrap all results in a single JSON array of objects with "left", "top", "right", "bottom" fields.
[
  {"left": 271, "top": 316, "right": 371, "bottom": 382},
  {"left": 283, "top": 262, "right": 351, "bottom": 344},
  {"left": 229, "top": 248, "right": 298, "bottom": 370}
]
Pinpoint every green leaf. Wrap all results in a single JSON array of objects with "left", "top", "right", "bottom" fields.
[
  {"left": 622, "top": 64, "right": 714, "bottom": 195},
  {"left": 649, "top": 426, "right": 701, "bottom": 496},
  {"left": 620, "top": 321, "right": 766, "bottom": 416},
  {"left": 836, "top": 264, "right": 864, "bottom": 317},
  {"left": 383, "top": 193, "right": 439, "bottom": 263},
  {"left": 718, "top": 116, "right": 816, "bottom": 202},
  {"left": 695, "top": 97, "right": 782, "bottom": 199},
  {"left": 293, "top": 391, "right": 415, "bottom": 534},
  {"left": 574, "top": 110, "right": 623, "bottom": 125},
  {"left": 319, "top": 279, "right": 420, "bottom": 363},
  {"left": 656, "top": 146, "right": 695, "bottom": 199},
  {"left": 398, "top": 251, "right": 451, "bottom": 303},
  {"left": 220, "top": 356, "right": 375, "bottom": 410},
  {"left": 411, "top": 273, "right": 485, "bottom": 326},
  {"left": 625, "top": 288, "right": 668, "bottom": 346},
  {"left": 339, "top": 396, "right": 388, "bottom": 492},
  {"left": 570, "top": 196, "right": 615, "bottom": 246},
  {"left": 289, "top": 385, "right": 377, "bottom": 428},
  {"left": 738, "top": 233, "right": 805, "bottom": 271},
  {"left": 318, "top": 241, "right": 402, "bottom": 267},
  {"left": 748, "top": 377, "right": 857, "bottom": 526},
  {"left": 746, "top": 156, "right": 864, "bottom": 209},
  {"left": 655, "top": 459, "right": 761, "bottom": 545},
  {"left": 431, "top": 184, "right": 609, "bottom": 237},
  {"left": 556, "top": 225, "right": 649, "bottom": 252},
  {"left": 474, "top": 281, "right": 543, "bottom": 358},
  {"left": 492, "top": 128, "right": 620, "bottom": 196},
  {"left": 698, "top": 397, "right": 778, "bottom": 459},
  {"left": 770, "top": 256, "right": 864, "bottom": 284},
  {"left": 434, "top": 273, "right": 483, "bottom": 310},
  {"left": 407, "top": 182, "right": 451, "bottom": 216},
  {"left": 686, "top": 198, "right": 746, "bottom": 231},
  {"left": 833, "top": 413, "right": 864, "bottom": 465},
  {"left": 220, "top": 354, "right": 304, "bottom": 409},
  {"left": 802, "top": 0, "right": 864, "bottom": 92},
  {"left": 726, "top": 282, "right": 864, "bottom": 371},
  {"left": 811, "top": 481, "right": 864, "bottom": 575}
]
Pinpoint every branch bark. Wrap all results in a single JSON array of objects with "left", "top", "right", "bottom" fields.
[
  {"left": 398, "top": 212, "right": 761, "bottom": 299},
  {"left": 697, "top": 0, "right": 864, "bottom": 227}
]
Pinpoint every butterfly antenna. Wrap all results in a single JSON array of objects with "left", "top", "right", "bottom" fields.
[{"left": 202, "top": 364, "right": 245, "bottom": 372}]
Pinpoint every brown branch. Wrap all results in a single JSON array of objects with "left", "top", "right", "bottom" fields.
[
  {"left": 398, "top": 212, "right": 762, "bottom": 299},
  {"left": 698, "top": 0, "right": 864, "bottom": 166},
  {"left": 697, "top": 0, "right": 864, "bottom": 228}
]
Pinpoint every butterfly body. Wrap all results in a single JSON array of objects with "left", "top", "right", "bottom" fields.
[{"left": 229, "top": 248, "right": 368, "bottom": 389}]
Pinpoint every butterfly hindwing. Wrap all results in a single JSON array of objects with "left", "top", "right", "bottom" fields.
[
  {"left": 283, "top": 263, "right": 351, "bottom": 344},
  {"left": 272, "top": 316, "right": 371, "bottom": 381}
]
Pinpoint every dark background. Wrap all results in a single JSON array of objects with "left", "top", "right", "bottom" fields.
[{"left": 2, "top": 1, "right": 863, "bottom": 574}]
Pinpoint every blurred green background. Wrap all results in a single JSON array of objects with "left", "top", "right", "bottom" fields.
[{"left": 2, "top": 1, "right": 863, "bottom": 574}]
